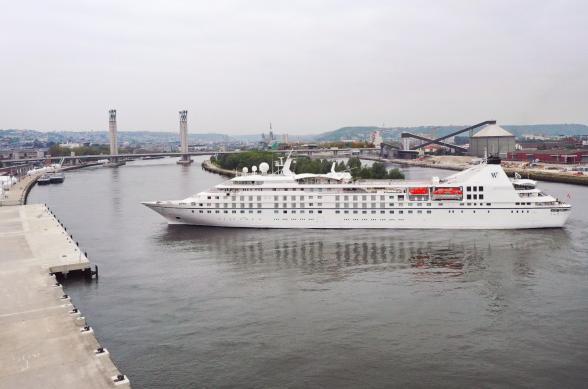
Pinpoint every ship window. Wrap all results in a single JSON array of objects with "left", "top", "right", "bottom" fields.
[
  {"left": 427, "top": 203, "right": 431, "bottom": 206},
  {"left": 362, "top": 210, "right": 367, "bottom": 214},
  {"left": 232, "top": 210, "right": 237, "bottom": 213},
  {"left": 398, "top": 195, "right": 405, "bottom": 201},
  {"left": 344, "top": 210, "right": 349, "bottom": 214},
  {"left": 399, "top": 210, "right": 404, "bottom": 214},
  {"left": 426, "top": 210, "right": 431, "bottom": 214},
  {"left": 362, "top": 195, "right": 367, "bottom": 200},
  {"left": 408, "top": 210, "right": 413, "bottom": 214},
  {"left": 215, "top": 210, "right": 220, "bottom": 213},
  {"left": 257, "top": 210, "right": 261, "bottom": 214},
  {"left": 240, "top": 210, "right": 245, "bottom": 213},
  {"left": 380, "top": 210, "right": 385, "bottom": 214},
  {"left": 224, "top": 210, "right": 228, "bottom": 213},
  {"left": 473, "top": 194, "right": 477, "bottom": 200},
  {"left": 418, "top": 210, "right": 422, "bottom": 214},
  {"left": 318, "top": 203, "right": 322, "bottom": 207},
  {"left": 199, "top": 210, "right": 203, "bottom": 213},
  {"left": 467, "top": 194, "right": 471, "bottom": 200},
  {"left": 371, "top": 203, "right": 376, "bottom": 208},
  {"left": 466, "top": 186, "right": 471, "bottom": 192},
  {"left": 389, "top": 203, "right": 394, "bottom": 207},
  {"left": 487, "top": 203, "right": 491, "bottom": 206},
  {"left": 479, "top": 186, "right": 483, "bottom": 191},
  {"left": 283, "top": 196, "right": 287, "bottom": 200},
  {"left": 353, "top": 210, "right": 358, "bottom": 214},
  {"left": 309, "top": 210, "right": 314, "bottom": 214},
  {"left": 371, "top": 210, "right": 376, "bottom": 214},
  {"left": 390, "top": 210, "right": 394, "bottom": 214},
  {"left": 274, "top": 210, "right": 279, "bottom": 214},
  {"left": 283, "top": 210, "right": 287, "bottom": 214},
  {"left": 257, "top": 203, "right": 262, "bottom": 208},
  {"left": 300, "top": 210, "right": 305, "bottom": 214},
  {"left": 408, "top": 202, "right": 413, "bottom": 206},
  {"left": 335, "top": 203, "right": 340, "bottom": 208},
  {"left": 291, "top": 196, "right": 296, "bottom": 200},
  {"left": 344, "top": 195, "right": 349, "bottom": 200},
  {"left": 300, "top": 196, "right": 305, "bottom": 200},
  {"left": 274, "top": 196, "right": 278, "bottom": 201},
  {"left": 362, "top": 203, "right": 367, "bottom": 209},
  {"left": 479, "top": 194, "right": 484, "bottom": 200},
  {"left": 207, "top": 196, "right": 211, "bottom": 199},
  {"left": 371, "top": 195, "right": 376, "bottom": 200},
  {"left": 318, "top": 210, "right": 322, "bottom": 214},
  {"left": 191, "top": 210, "right": 194, "bottom": 213},
  {"left": 336, "top": 210, "right": 340, "bottom": 214},
  {"left": 292, "top": 210, "right": 296, "bottom": 214}
]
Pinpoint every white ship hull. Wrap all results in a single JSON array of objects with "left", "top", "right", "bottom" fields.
[{"left": 143, "top": 203, "right": 570, "bottom": 229}]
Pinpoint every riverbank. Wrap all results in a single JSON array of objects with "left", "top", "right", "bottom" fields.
[
  {"left": 362, "top": 156, "right": 588, "bottom": 186},
  {"left": 201, "top": 159, "right": 236, "bottom": 177},
  {"left": 0, "top": 204, "right": 129, "bottom": 388}
]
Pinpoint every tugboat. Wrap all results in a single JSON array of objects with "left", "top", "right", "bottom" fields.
[
  {"left": 37, "top": 174, "right": 51, "bottom": 185},
  {"left": 49, "top": 172, "right": 65, "bottom": 184}
]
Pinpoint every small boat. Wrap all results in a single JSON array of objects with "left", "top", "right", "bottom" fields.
[
  {"left": 37, "top": 174, "right": 51, "bottom": 185},
  {"left": 49, "top": 172, "right": 65, "bottom": 184}
]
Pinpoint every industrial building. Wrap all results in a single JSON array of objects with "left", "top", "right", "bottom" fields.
[{"left": 469, "top": 124, "right": 516, "bottom": 158}]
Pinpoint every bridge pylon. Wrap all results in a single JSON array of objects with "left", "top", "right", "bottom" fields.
[{"left": 177, "top": 110, "right": 193, "bottom": 165}]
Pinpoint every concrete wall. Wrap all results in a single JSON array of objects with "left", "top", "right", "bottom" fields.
[{"left": 469, "top": 136, "right": 515, "bottom": 158}]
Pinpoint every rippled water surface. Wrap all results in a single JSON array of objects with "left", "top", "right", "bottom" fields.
[{"left": 29, "top": 157, "right": 588, "bottom": 388}]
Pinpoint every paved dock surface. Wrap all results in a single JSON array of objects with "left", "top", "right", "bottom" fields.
[{"left": 0, "top": 204, "right": 130, "bottom": 388}]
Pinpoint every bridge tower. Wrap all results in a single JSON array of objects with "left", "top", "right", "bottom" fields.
[
  {"left": 109, "top": 109, "right": 118, "bottom": 157},
  {"left": 177, "top": 110, "right": 193, "bottom": 165}
]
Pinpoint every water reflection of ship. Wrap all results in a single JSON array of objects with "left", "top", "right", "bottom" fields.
[{"left": 153, "top": 227, "right": 567, "bottom": 277}]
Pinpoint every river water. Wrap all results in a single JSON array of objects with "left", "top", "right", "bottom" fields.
[{"left": 29, "top": 157, "right": 588, "bottom": 388}]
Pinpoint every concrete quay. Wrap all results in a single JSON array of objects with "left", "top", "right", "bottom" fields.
[
  {"left": 0, "top": 204, "right": 130, "bottom": 388},
  {"left": 201, "top": 159, "right": 236, "bottom": 177}
]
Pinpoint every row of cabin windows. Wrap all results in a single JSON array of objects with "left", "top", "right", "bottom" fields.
[
  {"left": 466, "top": 186, "right": 484, "bottom": 192},
  {"left": 195, "top": 201, "right": 493, "bottom": 208},
  {"left": 193, "top": 208, "right": 531, "bottom": 215},
  {"left": 466, "top": 194, "right": 484, "bottom": 200},
  {"left": 207, "top": 194, "right": 407, "bottom": 201}
]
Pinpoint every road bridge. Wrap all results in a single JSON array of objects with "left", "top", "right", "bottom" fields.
[{"left": 0, "top": 148, "right": 379, "bottom": 168}]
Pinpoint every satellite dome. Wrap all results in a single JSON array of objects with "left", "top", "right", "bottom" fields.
[
  {"left": 259, "top": 162, "right": 270, "bottom": 174},
  {"left": 252, "top": 166, "right": 258, "bottom": 172},
  {"left": 242, "top": 167, "right": 248, "bottom": 173}
]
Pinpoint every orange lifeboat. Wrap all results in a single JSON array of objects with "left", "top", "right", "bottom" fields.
[
  {"left": 409, "top": 187, "right": 429, "bottom": 195},
  {"left": 433, "top": 187, "right": 462, "bottom": 196}
]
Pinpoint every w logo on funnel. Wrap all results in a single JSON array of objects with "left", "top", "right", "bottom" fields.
[{"left": 491, "top": 172, "right": 498, "bottom": 178}]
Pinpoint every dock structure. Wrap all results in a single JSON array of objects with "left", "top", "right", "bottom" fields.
[{"left": 0, "top": 204, "right": 130, "bottom": 388}]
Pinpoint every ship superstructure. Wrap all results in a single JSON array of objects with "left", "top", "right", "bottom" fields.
[{"left": 143, "top": 156, "right": 571, "bottom": 229}]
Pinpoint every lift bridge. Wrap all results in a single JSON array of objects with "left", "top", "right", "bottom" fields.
[{"left": 381, "top": 120, "right": 496, "bottom": 158}]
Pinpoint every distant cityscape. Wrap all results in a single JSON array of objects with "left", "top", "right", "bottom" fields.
[{"left": 1, "top": 122, "right": 588, "bottom": 164}]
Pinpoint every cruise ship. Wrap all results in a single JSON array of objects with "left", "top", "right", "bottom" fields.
[{"left": 142, "top": 156, "right": 571, "bottom": 229}]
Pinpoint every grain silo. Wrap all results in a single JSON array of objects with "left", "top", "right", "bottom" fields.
[{"left": 469, "top": 124, "right": 515, "bottom": 158}]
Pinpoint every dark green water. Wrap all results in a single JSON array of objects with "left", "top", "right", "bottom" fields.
[{"left": 29, "top": 157, "right": 588, "bottom": 388}]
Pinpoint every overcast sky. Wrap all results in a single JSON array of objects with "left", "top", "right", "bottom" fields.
[{"left": 2, "top": 0, "right": 587, "bottom": 134}]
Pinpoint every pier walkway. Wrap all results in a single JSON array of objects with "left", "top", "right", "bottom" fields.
[{"left": 0, "top": 204, "right": 130, "bottom": 388}]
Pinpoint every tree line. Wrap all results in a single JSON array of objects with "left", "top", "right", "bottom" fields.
[{"left": 210, "top": 152, "right": 404, "bottom": 180}]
